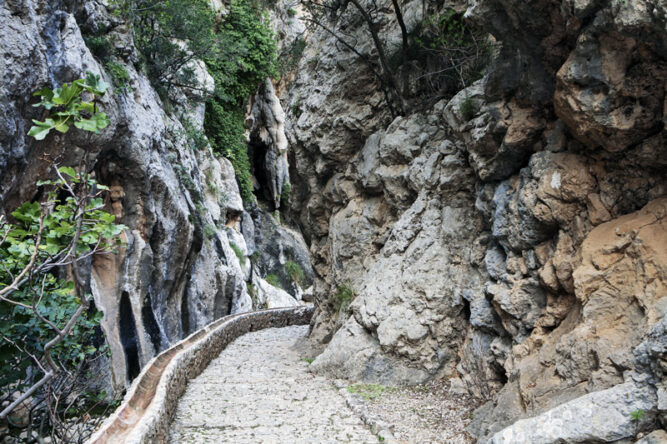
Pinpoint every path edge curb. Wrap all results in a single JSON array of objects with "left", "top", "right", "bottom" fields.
[{"left": 87, "top": 306, "right": 314, "bottom": 444}]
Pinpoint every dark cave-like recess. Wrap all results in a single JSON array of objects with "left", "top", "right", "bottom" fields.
[
  {"left": 141, "top": 293, "right": 162, "bottom": 354},
  {"left": 181, "top": 290, "right": 190, "bottom": 337},
  {"left": 119, "top": 291, "right": 141, "bottom": 382}
]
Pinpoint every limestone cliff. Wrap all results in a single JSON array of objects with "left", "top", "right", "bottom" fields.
[
  {"left": 280, "top": 0, "right": 666, "bottom": 441},
  {"left": 1, "top": 0, "right": 665, "bottom": 442},
  {"left": 0, "top": 0, "right": 311, "bottom": 395}
]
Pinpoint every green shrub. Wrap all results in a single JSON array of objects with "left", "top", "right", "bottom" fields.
[
  {"left": 84, "top": 35, "right": 114, "bottom": 62},
  {"left": 203, "top": 0, "right": 278, "bottom": 204},
  {"left": 284, "top": 260, "right": 304, "bottom": 285},
  {"left": 459, "top": 95, "right": 475, "bottom": 120},
  {"left": 122, "top": 0, "right": 278, "bottom": 205},
  {"left": 105, "top": 60, "right": 132, "bottom": 92},
  {"left": 204, "top": 102, "right": 254, "bottom": 203},
  {"left": 204, "top": 223, "right": 217, "bottom": 240},
  {"left": 333, "top": 283, "right": 357, "bottom": 312},
  {"left": 280, "top": 182, "right": 291, "bottom": 209},
  {"left": 265, "top": 273, "right": 282, "bottom": 288},
  {"left": 229, "top": 241, "right": 246, "bottom": 265},
  {"left": 180, "top": 116, "right": 209, "bottom": 151},
  {"left": 121, "top": 0, "right": 219, "bottom": 97},
  {"left": 287, "top": 8, "right": 297, "bottom": 17},
  {"left": 289, "top": 97, "right": 303, "bottom": 118}
]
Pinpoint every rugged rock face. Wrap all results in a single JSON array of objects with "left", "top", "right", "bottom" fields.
[
  {"left": 1, "top": 0, "right": 665, "bottom": 441},
  {"left": 248, "top": 79, "right": 290, "bottom": 209},
  {"left": 0, "top": 0, "right": 309, "bottom": 394},
  {"left": 281, "top": 0, "right": 666, "bottom": 441}
]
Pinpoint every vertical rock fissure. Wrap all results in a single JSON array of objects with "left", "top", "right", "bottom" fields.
[
  {"left": 141, "top": 292, "right": 162, "bottom": 354},
  {"left": 119, "top": 292, "right": 141, "bottom": 382}
]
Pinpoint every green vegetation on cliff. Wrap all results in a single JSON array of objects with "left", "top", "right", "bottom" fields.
[
  {"left": 1, "top": 78, "right": 124, "bottom": 439},
  {"left": 116, "top": 0, "right": 277, "bottom": 204},
  {"left": 204, "top": 1, "right": 278, "bottom": 203}
]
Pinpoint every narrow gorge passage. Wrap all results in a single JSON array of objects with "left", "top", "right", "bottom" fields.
[{"left": 168, "top": 326, "right": 377, "bottom": 443}]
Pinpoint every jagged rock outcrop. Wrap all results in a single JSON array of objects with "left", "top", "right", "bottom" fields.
[
  {"left": 0, "top": 0, "right": 311, "bottom": 395},
  {"left": 281, "top": 0, "right": 666, "bottom": 441},
  {"left": 310, "top": 108, "right": 487, "bottom": 383},
  {"left": 248, "top": 79, "right": 290, "bottom": 209},
  {"left": 1, "top": 0, "right": 665, "bottom": 441},
  {"left": 0, "top": 0, "right": 254, "bottom": 390}
]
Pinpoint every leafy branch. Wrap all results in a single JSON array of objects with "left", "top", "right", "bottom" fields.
[
  {"left": 1, "top": 78, "right": 124, "bottom": 441},
  {"left": 0, "top": 166, "right": 125, "bottom": 423},
  {"left": 28, "top": 71, "right": 110, "bottom": 141}
]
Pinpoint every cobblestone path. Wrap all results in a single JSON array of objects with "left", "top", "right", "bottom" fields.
[{"left": 168, "top": 325, "right": 377, "bottom": 443}]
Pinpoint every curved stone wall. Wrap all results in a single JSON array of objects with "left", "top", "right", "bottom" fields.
[{"left": 87, "top": 306, "right": 314, "bottom": 444}]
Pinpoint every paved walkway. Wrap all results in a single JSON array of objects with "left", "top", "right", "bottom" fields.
[{"left": 168, "top": 325, "right": 377, "bottom": 443}]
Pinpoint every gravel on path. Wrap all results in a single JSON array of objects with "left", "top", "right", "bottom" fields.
[{"left": 345, "top": 380, "right": 477, "bottom": 444}]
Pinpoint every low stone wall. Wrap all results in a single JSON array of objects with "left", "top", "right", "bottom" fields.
[{"left": 87, "top": 306, "right": 314, "bottom": 444}]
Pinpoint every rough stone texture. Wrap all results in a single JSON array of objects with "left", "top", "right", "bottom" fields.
[
  {"left": 169, "top": 325, "right": 377, "bottom": 443},
  {"left": 299, "top": 105, "right": 487, "bottom": 383},
  {"left": 88, "top": 306, "right": 313, "bottom": 444},
  {"left": 0, "top": 0, "right": 315, "bottom": 396},
  {"left": 280, "top": 0, "right": 667, "bottom": 441},
  {"left": 636, "top": 430, "right": 667, "bottom": 444},
  {"left": 554, "top": 2, "right": 666, "bottom": 152},
  {"left": 341, "top": 379, "right": 476, "bottom": 444},
  {"left": 489, "top": 380, "right": 657, "bottom": 444},
  {"left": 244, "top": 206, "right": 314, "bottom": 300},
  {"left": 248, "top": 79, "right": 290, "bottom": 209},
  {"left": 1, "top": 0, "right": 666, "bottom": 441},
  {"left": 0, "top": 0, "right": 261, "bottom": 392}
]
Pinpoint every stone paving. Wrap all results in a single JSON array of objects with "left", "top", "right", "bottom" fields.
[{"left": 168, "top": 325, "right": 378, "bottom": 443}]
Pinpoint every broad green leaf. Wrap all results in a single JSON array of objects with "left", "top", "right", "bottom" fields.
[
  {"left": 52, "top": 82, "right": 83, "bottom": 106},
  {"left": 79, "top": 101, "right": 96, "bottom": 114},
  {"left": 74, "top": 112, "right": 109, "bottom": 133},
  {"left": 32, "top": 87, "right": 56, "bottom": 110},
  {"left": 58, "top": 166, "right": 77, "bottom": 178},
  {"left": 28, "top": 119, "right": 55, "bottom": 140},
  {"left": 52, "top": 115, "right": 71, "bottom": 133},
  {"left": 11, "top": 202, "right": 41, "bottom": 223},
  {"left": 83, "top": 71, "right": 109, "bottom": 95}
]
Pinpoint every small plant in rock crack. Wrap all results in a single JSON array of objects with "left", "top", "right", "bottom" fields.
[
  {"left": 265, "top": 274, "right": 282, "bottom": 288},
  {"left": 203, "top": 224, "right": 217, "bottom": 240},
  {"left": 105, "top": 61, "right": 132, "bottom": 93},
  {"left": 229, "top": 241, "right": 246, "bottom": 266},
  {"left": 302, "top": 357, "right": 315, "bottom": 364},
  {"left": 333, "top": 283, "right": 357, "bottom": 313},
  {"left": 459, "top": 94, "right": 476, "bottom": 121},
  {"left": 630, "top": 409, "right": 646, "bottom": 422},
  {"left": 280, "top": 182, "right": 291, "bottom": 209},
  {"left": 29, "top": 71, "right": 110, "bottom": 140},
  {"left": 630, "top": 408, "right": 646, "bottom": 435},
  {"left": 284, "top": 260, "right": 304, "bottom": 285}
]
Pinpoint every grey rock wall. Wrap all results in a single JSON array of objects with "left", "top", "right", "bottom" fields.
[
  {"left": 280, "top": 0, "right": 667, "bottom": 441},
  {"left": 0, "top": 0, "right": 311, "bottom": 394}
]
